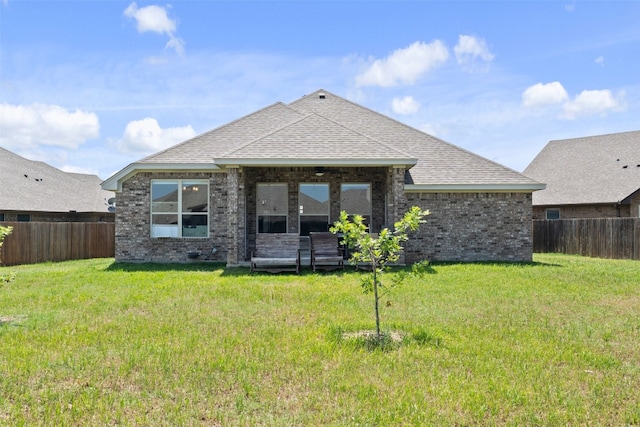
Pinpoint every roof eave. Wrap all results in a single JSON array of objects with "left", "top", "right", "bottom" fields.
[
  {"left": 405, "top": 183, "right": 547, "bottom": 193},
  {"left": 101, "top": 163, "right": 221, "bottom": 192}
]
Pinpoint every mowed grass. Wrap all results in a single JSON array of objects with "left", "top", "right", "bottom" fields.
[{"left": 1, "top": 254, "right": 639, "bottom": 426}]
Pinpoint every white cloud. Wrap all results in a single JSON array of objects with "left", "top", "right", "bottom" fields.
[
  {"left": 61, "top": 165, "right": 100, "bottom": 176},
  {"left": 522, "top": 82, "right": 624, "bottom": 119},
  {"left": 166, "top": 35, "right": 186, "bottom": 56},
  {"left": 0, "top": 103, "right": 99, "bottom": 150},
  {"left": 595, "top": 56, "right": 605, "bottom": 65},
  {"left": 392, "top": 96, "right": 421, "bottom": 115},
  {"left": 522, "top": 82, "right": 569, "bottom": 107},
  {"left": 117, "top": 118, "right": 196, "bottom": 154},
  {"left": 124, "top": 2, "right": 185, "bottom": 55},
  {"left": 355, "top": 40, "right": 449, "bottom": 87},
  {"left": 561, "top": 89, "right": 625, "bottom": 119},
  {"left": 454, "top": 35, "right": 494, "bottom": 66}
]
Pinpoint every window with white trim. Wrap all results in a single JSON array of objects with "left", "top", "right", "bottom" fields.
[
  {"left": 299, "top": 183, "right": 329, "bottom": 236},
  {"left": 257, "top": 183, "right": 288, "bottom": 233},
  {"left": 341, "top": 183, "right": 372, "bottom": 227},
  {"left": 151, "top": 180, "right": 209, "bottom": 238}
]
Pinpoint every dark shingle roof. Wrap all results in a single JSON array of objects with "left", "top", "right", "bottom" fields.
[
  {"left": 0, "top": 147, "right": 114, "bottom": 213},
  {"left": 523, "top": 130, "right": 640, "bottom": 206}
]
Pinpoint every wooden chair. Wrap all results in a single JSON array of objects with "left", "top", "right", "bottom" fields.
[
  {"left": 309, "top": 232, "right": 344, "bottom": 272},
  {"left": 251, "top": 233, "right": 301, "bottom": 273}
]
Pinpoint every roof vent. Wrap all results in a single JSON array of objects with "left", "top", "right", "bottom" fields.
[{"left": 319, "top": 92, "right": 326, "bottom": 99}]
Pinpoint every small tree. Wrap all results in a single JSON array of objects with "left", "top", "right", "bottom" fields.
[
  {"left": 330, "top": 206, "right": 429, "bottom": 341},
  {"left": 0, "top": 225, "right": 12, "bottom": 260},
  {"left": 0, "top": 226, "right": 13, "bottom": 283}
]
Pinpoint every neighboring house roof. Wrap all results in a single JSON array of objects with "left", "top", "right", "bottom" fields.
[
  {"left": 103, "top": 89, "right": 543, "bottom": 192},
  {"left": 523, "top": 130, "right": 640, "bottom": 206},
  {"left": 0, "top": 147, "right": 114, "bottom": 213}
]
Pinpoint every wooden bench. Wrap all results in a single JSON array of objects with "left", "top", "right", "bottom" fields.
[
  {"left": 251, "top": 233, "right": 301, "bottom": 273},
  {"left": 309, "top": 232, "right": 344, "bottom": 272}
]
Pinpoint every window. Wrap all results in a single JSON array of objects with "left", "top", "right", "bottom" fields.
[
  {"left": 299, "top": 183, "right": 329, "bottom": 236},
  {"left": 0, "top": 213, "right": 4, "bottom": 221},
  {"left": 17, "top": 214, "right": 31, "bottom": 222},
  {"left": 257, "top": 183, "right": 287, "bottom": 233},
  {"left": 341, "top": 183, "right": 372, "bottom": 227},
  {"left": 151, "top": 180, "right": 208, "bottom": 238},
  {"left": 545, "top": 208, "right": 560, "bottom": 220}
]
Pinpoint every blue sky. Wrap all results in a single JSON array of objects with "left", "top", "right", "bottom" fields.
[{"left": 1, "top": 1, "right": 639, "bottom": 180}]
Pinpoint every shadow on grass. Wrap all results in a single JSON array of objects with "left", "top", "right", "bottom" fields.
[
  {"left": 220, "top": 267, "right": 352, "bottom": 277},
  {"left": 104, "top": 261, "right": 227, "bottom": 273},
  {"left": 103, "top": 259, "right": 561, "bottom": 275}
]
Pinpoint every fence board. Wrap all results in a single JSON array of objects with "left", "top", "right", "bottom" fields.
[
  {"left": 533, "top": 218, "right": 640, "bottom": 260},
  {"left": 0, "top": 222, "right": 115, "bottom": 266}
]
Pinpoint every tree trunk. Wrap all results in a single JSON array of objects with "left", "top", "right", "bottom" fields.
[{"left": 372, "top": 263, "right": 381, "bottom": 340}]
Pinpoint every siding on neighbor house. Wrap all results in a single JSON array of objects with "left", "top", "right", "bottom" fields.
[
  {"left": 0, "top": 211, "right": 114, "bottom": 222},
  {"left": 532, "top": 204, "right": 633, "bottom": 220}
]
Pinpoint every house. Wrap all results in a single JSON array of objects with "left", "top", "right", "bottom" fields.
[
  {"left": 0, "top": 147, "right": 115, "bottom": 222},
  {"left": 102, "top": 89, "right": 544, "bottom": 265},
  {"left": 524, "top": 130, "right": 640, "bottom": 220}
]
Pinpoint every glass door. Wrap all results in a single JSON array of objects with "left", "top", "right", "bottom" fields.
[{"left": 299, "top": 183, "right": 329, "bottom": 236}]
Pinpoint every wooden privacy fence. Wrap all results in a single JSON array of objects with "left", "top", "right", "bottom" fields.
[
  {"left": 533, "top": 218, "right": 640, "bottom": 260},
  {"left": 0, "top": 222, "right": 115, "bottom": 266}
]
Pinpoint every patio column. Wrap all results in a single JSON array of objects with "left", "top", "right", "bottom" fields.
[
  {"left": 387, "top": 166, "right": 407, "bottom": 264},
  {"left": 226, "top": 166, "right": 244, "bottom": 266},
  {"left": 386, "top": 166, "right": 407, "bottom": 228}
]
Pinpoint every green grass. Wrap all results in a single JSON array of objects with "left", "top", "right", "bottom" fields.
[{"left": 1, "top": 254, "right": 639, "bottom": 425}]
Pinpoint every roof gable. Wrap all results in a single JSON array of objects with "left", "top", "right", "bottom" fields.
[
  {"left": 142, "top": 102, "right": 305, "bottom": 164},
  {"left": 290, "top": 90, "right": 541, "bottom": 187},
  {"left": 103, "top": 89, "right": 543, "bottom": 192},
  {"left": 524, "top": 130, "right": 640, "bottom": 206},
  {"left": 217, "top": 113, "right": 416, "bottom": 166}
]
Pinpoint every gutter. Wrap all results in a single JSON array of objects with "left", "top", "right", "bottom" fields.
[
  {"left": 404, "top": 183, "right": 547, "bottom": 193},
  {"left": 101, "top": 163, "right": 221, "bottom": 192}
]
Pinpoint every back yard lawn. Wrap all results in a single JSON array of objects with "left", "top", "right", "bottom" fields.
[{"left": 1, "top": 254, "right": 639, "bottom": 425}]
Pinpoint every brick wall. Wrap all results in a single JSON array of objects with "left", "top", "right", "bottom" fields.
[
  {"left": 115, "top": 172, "right": 227, "bottom": 263},
  {"left": 405, "top": 192, "right": 533, "bottom": 262},
  {"left": 115, "top": 169, "right": 535, "bottom": 264},
  {"left": 532, "top": 204, "right": 632, "bottom": 219}
]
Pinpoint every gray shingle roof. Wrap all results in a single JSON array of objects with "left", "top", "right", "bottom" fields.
[
  {"left": 0, "top": 147, "right": 114, "bottom": 213},
  {"left": 142, "top": 102, "right": 305, "bottom": 164},
  {"left": 290, "top": 90, "right": 539, "bottom": 186},
  {"left": 220, "top": 113, "right": 416, "bottom": 164},
  {"left": 523, "top": 130, "right": 640, "bottom": 206},
  {"left": 104, "top": 89, "right": 542, "bottom": 191}
]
